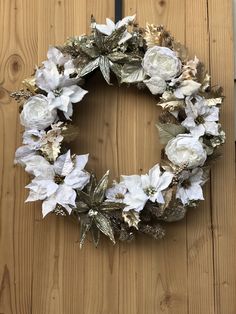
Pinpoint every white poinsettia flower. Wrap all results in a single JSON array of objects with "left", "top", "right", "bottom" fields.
[
  {"left": 176, "top": 168, "right": 205, "bottom": 205},
  {"left": 26, "top": 178, "right": 58, "bottom": 202},
  {"left": 23, "top": 155, "right": 55, "bottom": 179},
  {"left": 95, "top": 15, "right": 135, "bottom": 44},
  {"left": 142, "top": 46, "right": 181, "bottom": 81},
  {"left": 105, "top": 182, "right": 127, "bottom": 203},
  {"left": 24, "top": 150, "right": 90, "bottom": 217},
  {"left": 140, "top": 164, "right": 174, "bottom": 203},
  {"left": 143, "top": 76, "right": 167, "bottom": 95},
  {"left": 42, "top": 184, "right": 77, "bottom": 217},
  {"left": 47, "top": 84, "right": 88, "bottom": 119},
  {"left": 181, "top": 96, "right": 219, "bottom": 138},
  {"left": 20, "top": 95, "right": 57, "bottom": 130},
  {"left": 165, "top": 134, "right": 207, "bottom": 169},
  {"left": 121, "top": 164, "right": 174, "bottom": 212},
  {"left": 46, "top": 46, "right": 76, "bottom": 76},
  {"left": 174, "top": 80, "right": 201, "bottom": 99}
]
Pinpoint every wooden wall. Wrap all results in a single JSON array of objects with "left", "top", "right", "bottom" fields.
[{"left": 0, "top": 0, "right": 235, "bottom": 313}]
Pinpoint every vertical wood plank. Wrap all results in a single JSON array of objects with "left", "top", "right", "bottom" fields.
[
  {"left": 0, "top": 0, "right": 38, "bottom": 313},
  {"left": 208, "top": 1, "right": 236, "bottom": 313},
  {"left": 119, "top": 1, "right": 188, "bottom": 314},
  {"left": 185, "top": 1, "right": 215, "bottom": 313}
]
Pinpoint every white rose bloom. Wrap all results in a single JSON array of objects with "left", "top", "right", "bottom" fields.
[
  {"left": 142, "top": 46, "right": 181, "bottom": 80},
  {"left": 165, "top": 134, "right": 207, "bottom": 169},
  {"left": 174, "top": 80, "right": 201, "bottom": 99},
  {"left": 20, "top": 95, "right": 57, "bottom": 130},
  {"left": 144, "top": 76, "right": 167, "bottom": 95}
]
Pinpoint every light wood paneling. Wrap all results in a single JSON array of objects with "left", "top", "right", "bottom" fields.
[{"left": 0, "top": 0, "right": 235, "bottom": 313}]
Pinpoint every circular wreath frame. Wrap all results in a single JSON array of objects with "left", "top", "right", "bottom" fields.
[{"left": 12, "top": 15, "right": 225, "bottom": 248}]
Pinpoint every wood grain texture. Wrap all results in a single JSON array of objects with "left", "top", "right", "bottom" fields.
[{"left": 0, "top": 0, "right": 235, "bottom": 313}]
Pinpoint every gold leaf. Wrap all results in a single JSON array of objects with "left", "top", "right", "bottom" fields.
[
  {"left": 122, "top": 210, "right": 140, "bottom": 229},
  {"left": 156, "top": 122, "right": 186, "bottom": 145},
  {"left": 157, "top": 99, "right": 185, "bottom": 111},
  {"left": 62, "top": 125, "right": 80, "bottom": 142},
  {"left": 22, "top": 77, "right": 38, "bottom": 94}
]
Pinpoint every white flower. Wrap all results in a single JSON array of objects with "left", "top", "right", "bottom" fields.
[
  {"left": 142, "top": 46, "right": 181, "bottom": 80},
  {"left": 165, "top": 134, "right": 207, "bottom": 169},
  {"left": 121, "top": 164, "right": 174, "bottom": 212},
  {"left": 36, "top": 61, "right": 73, "bottom": 93},
  {"left": 95, "top": 15, "right": 135, "bottom": 44},
  {"left": 14, "top": 145, "right": 36, "bottom": 165},
  {"left": 47, "top": 84, "right": 88, "bottom": 119},
  {"left": 36, "top": 59, "right": 88, "bottom": 118},
  {"left": 144, "top": 76, "right": 167, "bottom": 95},
  {"left": 105, "top": 182, "right": 127, "bottom": 203},
  {"left": 24, "top": 150, "right": 90, "bottom": 217},
  {"left": 42, "top": 184, "right": 77, "bottom": 217},
  {"left": 176, "top": 168, "right": 205, "bottom": 205},
  {"left": 20, "top": 95, "right": 57, "bottom": 130},
  {"left": 174, "top": 80, "right": 201, "bottom": 99},
  {"left": 181, "top": 96, "right": 219, "bottom": 138},
  {"left": 23, "top": 129, "right": 44, "bottom": 149}
]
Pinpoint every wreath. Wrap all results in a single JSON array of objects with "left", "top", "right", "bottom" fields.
[{"left": 12, "top": 15, "right": 225, "bottom": 248}]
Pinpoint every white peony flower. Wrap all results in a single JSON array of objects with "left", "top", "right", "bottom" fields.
[
  {"left": 174, "top": 80, "right": 201, "bottom": 99},
  {"left": 95, "top": 15, "right": 135, "bottom": 44},
  {"left": 176, "top": 168, "right": 205, "bottom": 205},
  {"left": 181, "top": 96, "right": 219, "bottom": 138},
  {"left": 121, "top": 164, "right": 173, "bottom": 212},
  {"left": 24, "top": 150, "right": 90, "bottom": 217},
  {"left": 20, "top": 95, "right": 57, "bottom": 130},
  {"left": 105, "top": 182, "right": 127, "bottom": 203},
  {"left": 142, "top": 46, "right": 181, "bottom": 80},
  {"left": 144, "top": 76, "right": 167, "bottom": 95},
  {"left": 165, "top": 134, "right": 207, "bottom": 169}
]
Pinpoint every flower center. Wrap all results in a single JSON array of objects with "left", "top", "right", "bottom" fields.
[
  {"left": 54, "top": 174, "right": 64, "bottom": 184},
  {"left": 115, "top": 193, "right": 125, "bottom": 200},
  {"left": 53, "top": 88, "right": 63, "bottom": 96},
  {"left": 195, "top": 115, "right": 205, "bottom": 125},
  {"left": 144, "top": 186, "right": 156, "bottom": 196},
  {"left": 181, "top": 179, "right": 191, "bottom": 189}
]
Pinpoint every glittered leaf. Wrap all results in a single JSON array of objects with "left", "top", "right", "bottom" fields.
[
  {"left": 94, "top": 212, "right": 115, "bottom": 244},
  {"left": 157, "top": 99, "right": 185, "bottom": 111},
  {"left": 100, "top": 202, "right": 126, "bottom": 211},
  {"left": 80, "top": 43, "right": 100, "bottom": 59},
  {"left": 22, "top": 77, "right": 38, "bottom": 93},
  {"left": 122, "top": 210, "right": 140, "bottom": 229},
  {"left": 110, "top": 63, "right": 122, "bottom": 79},
  {"left": 77, "top": 190, "right": 91, "bottom": 206},
  {"left": 75, "top": 201, "right": 89, "bottom": 213},
  {"left": 62, "top": 125, "right": 80, "bottom": 143},
  {"left": 80, "top": 58, "right": 99, "bottom": 77},
  {"left": 93, "top": 170, "right": 110, "bottom": 204},
  {"left": 104, "top": 25, "right": 127, "bottom": 50},
  {"left": 80, "top": 218, "right": 92, "bottom": 249},
  {"left": 121, "top": 64, "right": 146, "bottom": 83},
  {"left": 85, "top": 173, "right": 97, "bottom": 196},
  {"left": 156, "top": 123, "right": 186, "bottom": 144},
  {"left": 90, "top": 224, "right": 100, "bottom": 247},
  {"left": 205, "top": 97, "right": 223, "bottom": 107},
  {"left": 99, "top": 56, "right": 111, "bottom": 84}
]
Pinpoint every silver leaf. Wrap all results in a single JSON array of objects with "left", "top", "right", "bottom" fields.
[
  {"left": 121, "top": 64, "right": 146, "bottom": 83},
  {"left": 80, "top": 58, "right": 99, "bottom": 77},
  {"left": 156, "top": 123, "right": 186, "bottom": 145},
  {"left": 99, "top": 56, "right": 111, "bottom": 85},
  {"left": 94, "top": 212, "right": 115, "bottom": 244}
]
